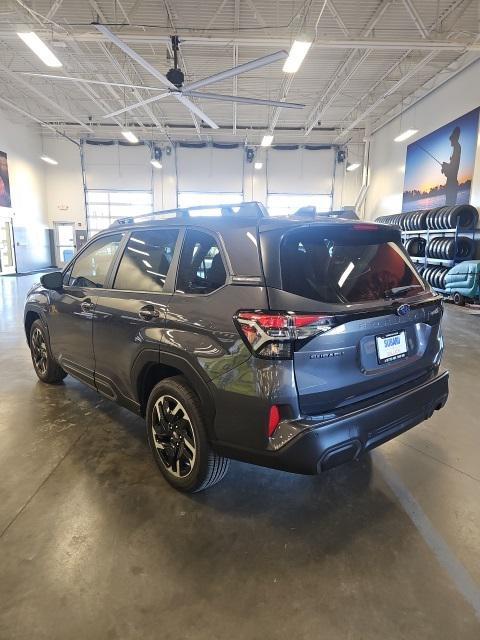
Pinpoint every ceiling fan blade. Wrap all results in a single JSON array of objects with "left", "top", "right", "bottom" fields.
[
  {"left": 184, "top": 91, "right": 305, "bottom": 109},
  {"left": 175, "top": 94, "right": 219, "bottom": 129},
  {"left": 20, "top": 72, "right": 165, "bottom": 92},
  {"left": 183, "top": 50, "right": 288, "bottom": 92},
  {"left": 95, "top": 24, "right": 177, "bottom": 91},
  {"left": 102, "top": 92, "right": 171, "bottom": 119}
]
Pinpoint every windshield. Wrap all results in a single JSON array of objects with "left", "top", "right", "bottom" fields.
[{"left": 280, "top": 230, "right": 425, "bottom": 304}]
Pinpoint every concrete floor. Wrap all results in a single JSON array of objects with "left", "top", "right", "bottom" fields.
[{"left": 1, "top": 273, "right": 479, "bottom": 640}]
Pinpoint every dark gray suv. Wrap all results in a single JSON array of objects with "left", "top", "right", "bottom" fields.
[{"left": 24, "top": 202, "right": 449, "bottom": 492}]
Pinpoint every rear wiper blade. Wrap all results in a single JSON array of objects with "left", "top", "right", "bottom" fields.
[{"left": 384, "top": 285, "right": 423, "bottom": 299}]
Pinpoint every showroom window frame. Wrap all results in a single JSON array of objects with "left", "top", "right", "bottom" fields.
[
  {"left": 265, "top": 145, "right": 336, "bottom": 217},
  {"left": 176, "top": 191, "right": 244, "bottom": 209},
  {"left": 86, "top": 189, "right": 154, "bottom": 238},
  {"left": 266, "top": 193, "right": 334, "bottom": 217}
]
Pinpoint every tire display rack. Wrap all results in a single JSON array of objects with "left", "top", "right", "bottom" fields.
[
  {"left": 401, "top": 223, "right": 477, "bottom": 292},
  {"left": 376, "top": 205, "right": 479, "bottom": 294}
]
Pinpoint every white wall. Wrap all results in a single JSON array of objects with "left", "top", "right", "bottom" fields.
[
  {"left": 44, "top": 138, "right": 85, "bottom": 228},
  {"left": 365, "top": 58, "right": 480, "bottom": 220},
  {"left": 0, "top": 106, "right": 51, "bottom": 272}
]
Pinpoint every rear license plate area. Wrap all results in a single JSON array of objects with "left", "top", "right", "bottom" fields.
[{"left": 375, "top": 331, "right": 407, "bottom": 365}]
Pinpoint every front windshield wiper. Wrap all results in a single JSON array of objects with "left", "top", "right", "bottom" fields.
[{"left": 384, "top": 285, "right": 423, "bottom": 299}]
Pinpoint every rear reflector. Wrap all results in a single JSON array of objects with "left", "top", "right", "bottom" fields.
[{"left": 268, "top": 405, "right": 281, "bottom": 437}]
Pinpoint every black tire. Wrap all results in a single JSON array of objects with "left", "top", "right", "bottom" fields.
[
  {"left": 29, "top": 319, "right": 67, "bottom": 384},
  {"left": 453, "top": 292, "right": 465, "bottom": 306},
  {"left": 417, "top": 210, "right": 428, "bottom": 230},
  {"left": 146, "top": 376, "right": 229, "bottom": 493},
  {"left": 455, "top": 236, "right": 475, "bottom": 260},
  {"left": 428, "top": 208, "right": 436, "bottom": 229},
  {"left": 439, "top": 207, "right": 449, "bottom": 230}
]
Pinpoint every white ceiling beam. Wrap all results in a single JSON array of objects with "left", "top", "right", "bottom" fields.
[
  {"left": 88, "top": 0, "right": 107, "bottom": 22},
  {"left": 335, "top": 51, "right": 438, "bottom": 140},
  {"left": 336, "top": 0, "right": 476, "bottom": 135},
  {"left": 203, "top": 0, "right": 230, "bottom": 33},
  {"left": 0, "top": 62, "right": 93, "bottom": 131},
  {"left": 0, "top": 95, "right": 78, "bottom": 143},
  {"left": 45, "top": 0, "right": 64, "bottom": 21},
  {"left": 403, "top": 0, "right": 429, "bottom": 38},
  {"left": 265, "top": 0, "right": 312, "bottom": 137},
  {"left": 97, "top": 41, "right": 167, "bottom": 134},
  {"left": 244, "top": 0, "right": 266, "bottom": 27},
  {"left": 326, "top": 0, "right": 350, "bottom": 37},
  {"left": 305, "top": 49, "right": 370, "bottom": 134},
  {"left": 305, "top": 0, "right": 393, "bottom": 136},
  {"left": 1, "top": 29, "right": 476, "bottom": 51},
  {"left": 304, "top": 0, "right": 394, "bottom": 133},
  {"left": 371, "top": 47, "right": 480, "bottom": 134}
]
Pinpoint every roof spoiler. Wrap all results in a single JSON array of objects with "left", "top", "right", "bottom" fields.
[{"left": 288, "top": 207, "right": 360, "bottom": 221}]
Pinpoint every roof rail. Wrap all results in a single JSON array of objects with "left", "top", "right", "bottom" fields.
[{"left": 111, "top": 201, "right": 268, "bottom": 226}]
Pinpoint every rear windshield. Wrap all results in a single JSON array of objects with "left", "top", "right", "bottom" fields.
[{"left": 281, "top": 229, "right": 425, "bottom": 303}]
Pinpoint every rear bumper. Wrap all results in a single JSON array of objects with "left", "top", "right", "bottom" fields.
[{"left": 214, "top": 371, "right": 449, "bottom": 474}]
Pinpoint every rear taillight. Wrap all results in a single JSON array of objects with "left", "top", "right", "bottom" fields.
[
  {"left": 268, "top": 405, "right": 281, "bottom": 437},
  {"left": 234, "top": 311, "right": 335, "bottom": 359}
]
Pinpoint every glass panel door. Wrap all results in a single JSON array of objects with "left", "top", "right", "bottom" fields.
[
  {"left": 54, "top": 222, "right": 76, "bottom": 268},
  {"left": 0, "top": 218, "right": 15, "bottom": 274}
]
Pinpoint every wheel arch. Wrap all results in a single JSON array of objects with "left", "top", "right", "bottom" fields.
[
  {"left": 136, "top": 353, "right": 216, "bottom": 434},
  {"left": 24, "top": 309, "right": 42, "bottom": 345}
]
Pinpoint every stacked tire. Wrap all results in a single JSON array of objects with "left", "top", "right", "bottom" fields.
[
  {"left": 400, "top": 209, "right": 429, "bottom": 231},
  {"left": 426, "top": 236, "right": 474, "bottom": 261},
  {"left": 375, "top": 213, "right": 403, "bottom": 227},
  {"left": 425, "top": 204, "right": 478, "bottom": 230},
  {"left": 404, "top": 236, "right": 426, "bottom": 257},
  {"left": 422, "top": 266, "right": 449, "bottom": 290},
  {"left": 377, "top": 204, "right": 478, "bottom": 231}
]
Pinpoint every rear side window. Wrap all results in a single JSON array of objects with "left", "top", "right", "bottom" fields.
[
  {"left": 114, "top": 229, "right": 178, "bottom": 292},
  {"left": 176, "top": 230, "right": 226, "bottom": 294},
  {"left": 281, "top": 229, "right": 425, "bottom": 303},
  {"left": 68, "top": 234, "right": 123, "bottom": 288}
]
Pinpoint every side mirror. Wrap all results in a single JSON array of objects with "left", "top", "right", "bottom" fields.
[{"left": 40, "top": 271, "right": 64, "bottom": 290}]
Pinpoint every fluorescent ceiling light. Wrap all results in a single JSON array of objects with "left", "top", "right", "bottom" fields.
[
  {"left": 150, "top": 159, "right": 162, "bottom": 169},
  {"left": 261, "top": 134, "right": 273, "bottom": 147},
  {"left": 17, "top": 32, "right": 62, "bottom": 68},
  {"left": 122, "top": 130, "right": 139, "bottom": 143},
  {"left": 40, "top": 155, "right": 58, "bottom": 165},
  {"left": 346, "top": 162, "right": 360, "bottom": 172},
  {"left": 394, "top": 129, "right": 418, "bottom": 142},
  {"left": 254, "top": 162, "right": 263, "bottom": 170},
  {"left": 282, "top": 38, "right": 312, "bottom": 73}
]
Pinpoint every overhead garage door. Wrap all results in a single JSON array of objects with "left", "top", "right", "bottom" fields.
[
  {"left": 266, "top": 147, "right": 335, "bottom": 216},
  {"left": 176, "top": 145, "right": 244, "bottom": 207}
]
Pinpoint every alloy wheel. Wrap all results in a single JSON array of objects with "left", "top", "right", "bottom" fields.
[
  {"left": 31, "top": 327, "right": 48, "bottom": 375},
  {"left": 152, "top": 395, "right": 197, "bottom": 478}
]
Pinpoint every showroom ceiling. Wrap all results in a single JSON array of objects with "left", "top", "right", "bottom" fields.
[{"left": 0, "top": 0, "right": 479, "bottom": 144}]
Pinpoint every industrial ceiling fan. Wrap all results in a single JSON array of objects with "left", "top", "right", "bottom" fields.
[{"left": 25, "top": 24, "right": 305, "bottom": 129}]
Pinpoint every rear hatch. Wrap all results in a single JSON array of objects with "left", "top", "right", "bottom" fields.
[{"left": 259, "top": 220, "right": 444, "bottom": 415}]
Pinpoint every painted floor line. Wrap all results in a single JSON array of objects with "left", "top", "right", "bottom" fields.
[{"left": 375, "top": 453, "right": 480, "bottom": 621}]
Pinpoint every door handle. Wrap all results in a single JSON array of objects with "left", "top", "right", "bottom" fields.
[
  {"left": 138, "top": 305, "right": 161, "bottom": 321},
  {"left": 81, "top": 299, "right": 94, "bottom": 313}
]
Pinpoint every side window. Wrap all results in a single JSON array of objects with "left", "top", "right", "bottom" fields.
[
  {"left": 114, "top": 229, "right": 179, "bottom": 292},
  {"left": 68, "top": 234, "right": 123, "bottom": 288},
  {"left": 176, "top": 230, "right": 226, "bottom": 295}
]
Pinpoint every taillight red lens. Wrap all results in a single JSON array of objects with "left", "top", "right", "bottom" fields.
[
  {"left": 268, "top": 405, "right": 281, "bottom": 437},
  {"left": 234, "top": 311, "right": 335, "bottom": 359}
]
